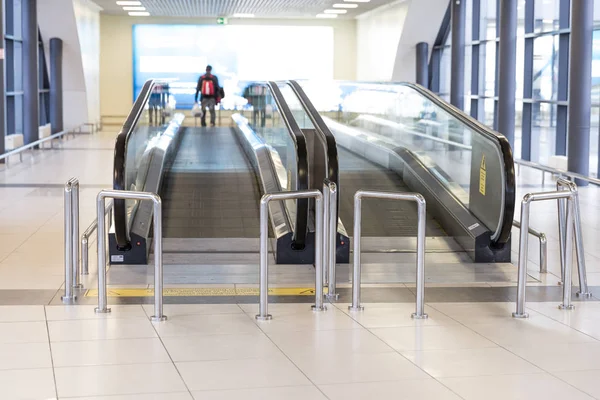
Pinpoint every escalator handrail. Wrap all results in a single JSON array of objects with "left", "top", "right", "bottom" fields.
[
  {"left": 398, "top": 82, "right": 515, "bottom": 245},
  {"left": 266, "top": 81, "right": 310, "bottom": 248},
  {"left": 113, "top": 79, "right": 158, "bottom": 250},
  {"left": 286, "top": 80, "right": 341, "bottom": 213}
]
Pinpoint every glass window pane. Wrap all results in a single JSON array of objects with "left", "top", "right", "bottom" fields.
[
  {"left": 13, "top": 0, "right": 22, "bottom": 39},
  {"left": 532, "top": 35, "right": 559, "bottom": 101},
  {"left": 483, "top": 41, "right": 496, "bottom": 97},
  {"left": 14, "top": 41, "right": 23, "bottom": 92},
  {"left": 14, "top": 95, "right": 23, "bottom": 135},
  {"left": 592, "top": 30, "right": 600, "bottom": 106},
  {"left": 590, "top": 107, "right": 599, "bottom": 177},
  {"left": 532, "top": 102, "right": 556, "bottom": 164},
  {"left": 534, "top": 0, "right": 560, "bottom": 33},
  {"left": 439, "top": 48, "right": 451, "bottom": 99},
  {"left": 481, "top": 0, "right": 497, "bottom": 40}
]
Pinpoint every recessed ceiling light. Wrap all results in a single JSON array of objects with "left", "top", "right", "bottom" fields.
[
  {"left": 333, "top": 3, "right": 358, "bottom": 8},
  {"left": 316, "top": 13, "right": 338, "bottom": 18},
  {"left": 232, "top": 13, "right": 255, "bottom": 18},
  {"left": 324, "top": 9, "right": 347, "bottom": 13},
  {"left": 123, "top": 6, "right": 145, "bottom": 10},
  {"left": 116, "top": 1, "right": 142, "bottom": 5},
  {"left": 128, "top": 11, "right": 150, "bottom": 16}
]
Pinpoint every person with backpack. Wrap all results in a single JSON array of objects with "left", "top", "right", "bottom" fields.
[{"left": 194, "top": 65, "right": 221, "bottom": 127}]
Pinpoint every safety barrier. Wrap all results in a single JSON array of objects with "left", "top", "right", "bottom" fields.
[
  {"left": 512, "top": 220, "right": 547, "bottom": 273},
  {"left": 256, "top": 189, "right": 326, "bottom": 320},
  {"left": 348, "top": 190, "right": 428, "bottom": 319},
  {"left": 61, "top": 178, "right": 81, "bottom": 303},
  {"left": 95, "top": 190, "right": 166, "bottom": 322},
  {"left": 512, "top": 178, "right": 587, "bottom": 318},
  {"left": 322, "top": 180, "right": 339, "bottom": 300},
  {"left": 81, "top": 201, "right": 113, "bottom": 275}
]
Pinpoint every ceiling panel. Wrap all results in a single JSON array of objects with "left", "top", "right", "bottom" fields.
[{"left": 91, "top": 0, "right": 395, "bottom": 19}]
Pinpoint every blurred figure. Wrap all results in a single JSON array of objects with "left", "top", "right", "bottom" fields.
[
  {"left": 195, "top": 65, "right": 220, "bottom": 127},
  {"left": 243, "top": 83, "right": 267, "bottom": 128}
]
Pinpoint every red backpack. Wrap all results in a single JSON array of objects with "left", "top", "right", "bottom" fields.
[{"left": 201, "top": 77, "right": 215, "bottom": 96}]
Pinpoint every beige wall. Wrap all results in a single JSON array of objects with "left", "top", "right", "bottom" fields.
[{"left": 100, "top": 15, "right": 357, "bottom": 117}]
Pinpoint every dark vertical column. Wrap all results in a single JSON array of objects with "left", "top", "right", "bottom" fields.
[
  {"left": 416, "top": 42, "right": 429, "bottom": 88},
  {"left": 521, "top": 0, "right": 535, "bottom": 161},
  {"left": 22, "top": 0, "right": 38, "bottom": 145},
  {"left": 470, "top": 0, "right": 480, "bottom": 120},
  {"left": 0, "top": 0, "right": 5, "bottom": 158},
  {"left": 497, "top": 0, "right": 518, "bottom": 148},
  {"left": 430, "top": 49, "right": 441, "bottom": 93},
  {"left": 49, "top": 38, "right": 63, "bottom": 134},
  {"left": 556, "top": 0, "right": 570, "bottom": 156},
  {"left": 451, "top": 0, "right": 466, "bottom": 110},
  {"left": 567, "top": 0, "right": 593, "bottom": 185}
]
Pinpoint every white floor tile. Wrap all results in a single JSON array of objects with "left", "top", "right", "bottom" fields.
[
  {"left": 0, "top": 368, "right": 56, "bottom": 399},
  {"left": 506, "top": 342, "right": 600, "bottom": 372},
  {"left": 51, "top": 338, "right": 171, "bottom": 367},
  {"left": 55, "top": 363, "right": 187, "bottom": 398},
  {"left": 319, "top": 379, "right": 462, "bottom": 400},
  {"left": 176, "top": 357, "right": 311, "bottom": 391},
  {"left": 428, "top": 302, "right": 530, "bottom": 326},
  {"left": 402, "top": 347, "right": 542, "bottom": 378},
  {"left": 288, "top": 351, "right": 429, "bottom": 385},
  {"left": 45, "top": 305, "right": 147, "bottom": 321},
  {"left": 266, "top": 328, "right": 392, "bottom": 357},
  {"left": 142, "top": 304, "right": 243, "bottom": 317},
  {"left": 191, "top": 386, "right": 327, "bottom": 400},
  {"left": 341, "top": 303, "right": 459, "bottom": 328},
  {"left": 555, "top": 370, "right": 600, "bottom": 398},
  {"left": 67, "top": 394, "right": 193, "bottom": 400},
  {"left": 371, "top": 324, "right": 498, "bottom": 351},
  {"left": 0, "top": 321, "right": 49, "bottom": 344},
  {"left": 162, "top": 332, "right": 282, "bottom": 362},
  {"left": 48, "top": 318, "right": 157, "bottom": 342},
  {"left": 440, "top": 372, "right": 594, "bottom": 400},
  {"left": 152, "top": 314, "right": 261, "bottom": 337},
  {"left": 253, "top": 307, "right": 361, "bottom": 333},
  {"left": 0, "top": 342, "right": 52, "bottom": 370},
  {"left": 0, "top": 305, "right": 45, "bottom": 322}
]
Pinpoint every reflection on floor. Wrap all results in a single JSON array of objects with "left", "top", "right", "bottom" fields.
[{"left": 2, "top": 131, "right": 600, "bottom": 398}]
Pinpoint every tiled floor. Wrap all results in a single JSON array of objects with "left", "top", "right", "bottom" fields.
[{"left": 2, "top": 132, "right": 600, "bottom": 398}]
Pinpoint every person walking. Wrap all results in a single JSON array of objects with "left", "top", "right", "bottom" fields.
[{"left": 194, "top": 65, "right": 220, "bottom": 127}]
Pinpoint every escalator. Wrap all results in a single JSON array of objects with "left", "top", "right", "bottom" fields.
[{"left": 108, "top": 80, "right": 316, "bottom": 266}]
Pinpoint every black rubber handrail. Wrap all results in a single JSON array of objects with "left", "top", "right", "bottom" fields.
[
  {"left": 266, "top": 81, "right": 310, "bottom": 249},
  {"left": 286, "top": 80, "right": 341, "bottom": 219},
  {"left": 113, "top": 79, "right": 158, "bottom": 250},
  {"left": 398, "top": 82, "right": 515, "bottom": 246}
]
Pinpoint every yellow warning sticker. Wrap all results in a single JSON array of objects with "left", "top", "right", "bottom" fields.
[
  {"left": 84, "top": 287, "right": 325, "bottom": 297},
  {"left": 479, "top": 155, "right": 486, "bottom": 196}
]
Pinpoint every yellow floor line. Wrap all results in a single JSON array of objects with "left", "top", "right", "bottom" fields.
[{"left": 84, "top": 287, "right": 325, "bottom": 297}]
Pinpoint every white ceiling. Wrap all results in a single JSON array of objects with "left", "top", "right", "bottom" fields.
[{"left": 90, "top": 0, "right": 394, "bottom": 19}]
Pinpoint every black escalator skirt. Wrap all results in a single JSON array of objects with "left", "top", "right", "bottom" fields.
[{"left": 275, "top": 231, "right": 350, "bottom": 265}]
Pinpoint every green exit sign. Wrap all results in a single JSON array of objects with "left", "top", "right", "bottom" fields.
[{"left": 217, "top": 17, "right": 227, "bottom": 25}]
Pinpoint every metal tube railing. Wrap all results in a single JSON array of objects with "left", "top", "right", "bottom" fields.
[
  {"left": 0, "top": 130, "right": 67, "bottom": 167},
  {"left": 256, "top": 189, "right": 325, "bottom": 320},
  {"left": 512, "top": 220, "right": 547, "bottom": 273},
  {"left": 513, "top": 187, "right": 577, "bottom": 318},
  {"left": 515, "top": 158, "right": 600, "bottom": 186},
  {"left": 61, "top": 178, "right": 79, "bottom": 303},
  {"left": 348, "top": 190, "right": 428, "bottom": 319},
  {"left": 95, "top": 189, "right": 166, "bottom": 322},
  {"left": 556, "top": 179, "right": 591, "bottom": 297},
  {"left": 81, "top": 201, "right": 113, "bottom": 275},
  {"left": 323, "top": 180, "right": 339, "bottom": 300}
]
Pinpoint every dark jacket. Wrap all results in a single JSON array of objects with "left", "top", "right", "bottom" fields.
[{"left": 195, "top": 73, "right": 220, "bottom": 102}]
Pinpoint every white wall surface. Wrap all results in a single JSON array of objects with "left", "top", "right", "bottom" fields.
[
  {"left": 356, "top": 1, "right": 409, "bottom": 81},
  {"left": 38, "top": 0, "right": 101, "bottom": 130},
  {"left": 100, "top": 15, "right": 357, "bottom": 117}
]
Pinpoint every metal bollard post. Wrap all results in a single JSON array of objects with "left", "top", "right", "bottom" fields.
[
  {"left": 349, "top": 190, "right": 427, "bottom": 318},
  {"left": 559, "top": 197, "right": 575, "bottom": 310},
  {"left": 513, "top": 196, "right": 532, "bottom": 318},
  {"left": 95, "top": 190, "right": 166, "bottom": 321},
  {"left": 61, "top": 180, "right": 77, "bottom": 303},
  {"left": 81, "top": 201, "right": 113, "bottom": 276},
  {"left": 256, "top": 190, "right": 326, "bottom": 320},
  {"left": 326, "top": 181, "right": 339, "bottom": 301},
  {"left": 71, "top": 180, "right": 82, "bottom": 289},
  {"left": 322, "top": 182, "right": 330, "bottom": 287}
]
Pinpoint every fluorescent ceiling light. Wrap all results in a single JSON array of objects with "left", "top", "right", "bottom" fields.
[
  {"left": 316, "top": 13, "right": 338, "bottom": 18},
  {"left": 123, "top": 6, "right": 145, "bottom": 10},
  {"left": 324, "top": 9, "right": 347, "bottom": 13},
  {"left": 333, "top": 3, "right": 358, "bottom": 8},
  {"left": 343, "top": 0, "right": 370, "bottom": 2},
  {"left": 128, "top": 11, "right": 150, "bottom": 16},
  {"left": 232, "top": 13, "right": 254, "bottom": 18},
  {"left": 116, "top": 1, "right": 142, "bottom": 5}
]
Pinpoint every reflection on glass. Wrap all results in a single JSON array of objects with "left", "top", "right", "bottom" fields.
[
  {"left": 533, "top": 35, "right": 559, "bottom": 101},
  {"left": 534, "top": 0, "right": 560, "bottom": 33},
  {"left": 300, "top": 81, "right": 507, "bottom": 235}
]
